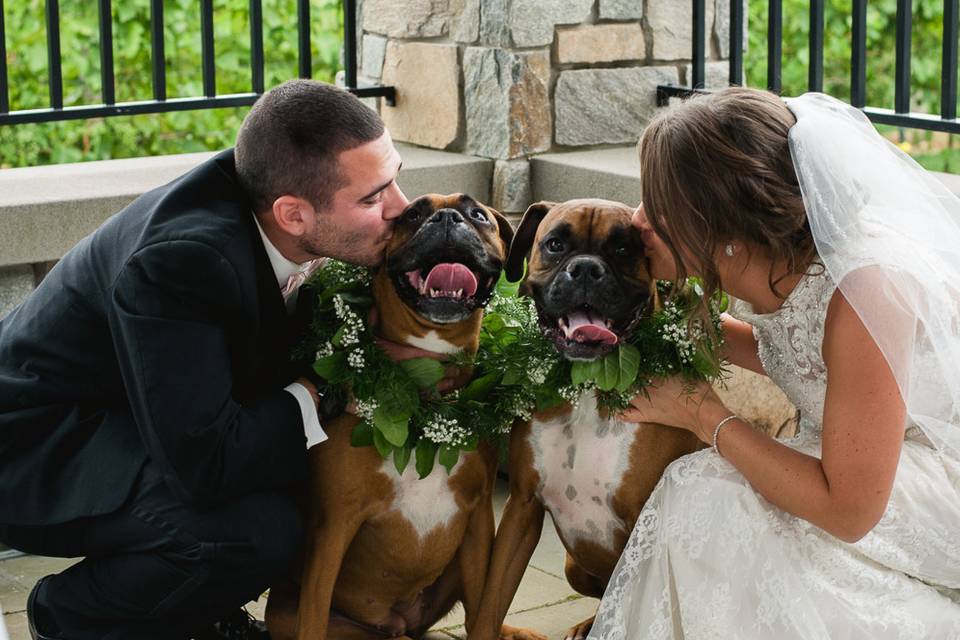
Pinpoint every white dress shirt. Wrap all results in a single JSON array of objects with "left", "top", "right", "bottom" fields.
[{"left": 253, "top": 214, "right": 328, "bottom": 449}]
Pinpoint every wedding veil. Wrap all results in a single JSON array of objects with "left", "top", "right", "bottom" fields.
[{"left": 787, "top": 93, "right": 960, "bottom": 454}]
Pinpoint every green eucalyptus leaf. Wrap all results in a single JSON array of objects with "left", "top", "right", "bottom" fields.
[
  {"left": 461, "top": 373, "right": 499, "bottom": 401},
  {"left": 393, "top": 446, "right": 412, "bottom": 474},
  {"left": 596, "top": 352, "right": 621, "bottom": 391},
  {"left": 398, "top": 358, "right": 445, "bottom": 389},
  {"left": 313, "top": 352, "right": 348, "bottom": 382},
  {"left": 372, "top": 428, "right": 393, "bottom": 458},
  {"left": 415, "top": 440, "right": 438, "bottom": 478},
  {"left": 350, "top": 420, "right": 374, "bottom": 447},
  {"left": 373, "top": 406, "right": 410, "bottom": 447},
  {"left": 438, "top": 446, "right": 460, "bottom": 473},
  {"left": 330, "top": 323, "right": 347, "bottom": 347},
  {"left": 615, "top": 344, "right": 641, "bottom": 392}
]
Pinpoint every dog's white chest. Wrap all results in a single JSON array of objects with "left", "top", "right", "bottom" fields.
[
  {"left": 380, "top": 457, "right": 461, "bottom": 539},
  {"left": 530, "top": 392, "right": 636, "bottom": 552}
]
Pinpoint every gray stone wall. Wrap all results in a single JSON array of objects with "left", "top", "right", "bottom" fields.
[{"left": 359, "top": 0, "right": 746, "bottom": 212}]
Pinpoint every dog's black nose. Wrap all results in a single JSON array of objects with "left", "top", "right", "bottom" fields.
[
  {"left": 427, "top": 208, "right": 466, "bottom": 227},
  {"left": 565, "top": 255, "right": 608, "bottom": 282}
]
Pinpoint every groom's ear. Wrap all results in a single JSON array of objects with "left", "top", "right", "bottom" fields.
[{"left": 506, "top": 201, "right": 556, "bottom": 282}]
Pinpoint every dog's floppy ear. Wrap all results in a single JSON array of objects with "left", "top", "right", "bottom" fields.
[
  {"left": 505, "top": 201, "right": 555, "bottom": 282},
  {"left": 486, "top": 206, "right": 515, "bottom": 249}
]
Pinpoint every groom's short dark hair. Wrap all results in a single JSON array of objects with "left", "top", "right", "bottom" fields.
[{"left": 235, "top": 79, "right": 385, "bottom": 214}]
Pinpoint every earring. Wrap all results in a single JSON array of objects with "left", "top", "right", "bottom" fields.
[{"left": 724, "top": 243, "right": 735, "bottom": 257}]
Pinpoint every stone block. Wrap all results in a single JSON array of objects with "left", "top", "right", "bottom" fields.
[
  {"left": 464, "top": 47, "right": 552, "bottom": 160},
  {"left": 362, "top": 0, "right": 449, "bottom": 38},
  {"left": 647, "top": 0, "right": 715, "bottom": 61},
  {"left": 684, "top": 60, "right": 738, "bottom": 88},
  {"left": 492, "top": 159, "right": 532, "bottom": 213},
  {"left": 0, "top": 265, "right": 34, "bottom": 320},
  {"left": 361, "top": 34, "right": 387, "bottom": 81},
  {"left": 381, "top": 42, "right": 461, "bottom": 150},
  {"left": 599, "top": 0, "right": 642, "bottom": 20},
  {"left": 510, "top": 0, "right": 594, "bottom": 47},
  {"left": 450, "top": 0, "right": 480, "bottom": 43},
  {"left": 555, "top": 66, "right": 679, "bottom": 146},
  {"left": 479, "top": 0, "right": 512, "bottom": 47},
  {"left": 715, "top": 0, "right": 749, "bottom": 58},
  {"left": 556, "top": 23, "right": 645, "bottom": 64}
]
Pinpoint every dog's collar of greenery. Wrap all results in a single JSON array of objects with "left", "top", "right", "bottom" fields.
[{"left": 295, "top": 260, "right": 726, "bottom": 479}]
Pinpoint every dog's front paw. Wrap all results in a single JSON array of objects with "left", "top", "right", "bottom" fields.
[{"left": 499, "top": 624, "right": 548, "bottom": 640}]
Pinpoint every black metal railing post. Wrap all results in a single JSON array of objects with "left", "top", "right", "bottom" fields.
[
  {"left": 692, "top": 0, "right": 705, "bottom": 88},
  {"left": 298, "top": 0, "right": 311, "bottom": 78},
  {"left": 943, "top": 0, "right": 958, "bottom": 120},
  {"left": 151, "top": 0, "right": 166, "bottom": 101},
  {"left": 46, "top": 0, "right": 63, "bottom": 110},
  {"left": 344, "top": 0, "right": 358, "bottom": 88},
  {"left": 729, "top": 0, "right": 744, "bottom": 85},
  {"left": 0, "top": 0, "right": 8, "bottom": 114},
  {"left": 767, "top": 0, "right": 782, "bottom": 93},
  {"left": 98, "top": 0, "right": 115, "bottom": 105},
  {"left": 895, "top": 0, "right": 913, "bottom": 113},
  {"left": 809, "top": 0, "right": 824, "bottom": 92},
  {"left": 200, "top": 0, "right": 216, "bottom": 97},
  {"left": 852, "top": 0, "right": 867, "bottom": 107},
  {"left": 250, "top": 0, "right": 264, "bottom": 94}
]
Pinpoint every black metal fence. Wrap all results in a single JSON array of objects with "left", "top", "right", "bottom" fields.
[
  {"left": 0, "top": 0, "right": 394, "bottom": 126},
  {"left": 658, "top": 0, "right": 960, "bottom": 134}
]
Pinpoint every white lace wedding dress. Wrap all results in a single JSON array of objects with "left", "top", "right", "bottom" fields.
[{"left": 587, "top": 268, "right": 960, "bottom": 640}]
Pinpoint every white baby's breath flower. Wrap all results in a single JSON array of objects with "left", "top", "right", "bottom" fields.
[
  {"left": 347, "top": 349, "right": 365, "bottom": 369},
  {"left": 422, "top": 414, "right": 469, "bottom": 448}
]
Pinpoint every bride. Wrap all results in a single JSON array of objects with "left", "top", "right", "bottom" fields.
[{"left": 587, "top": 87, "right": 960, "bottom": 639}]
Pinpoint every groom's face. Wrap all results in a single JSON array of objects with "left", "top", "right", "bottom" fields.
[{"left": 302, "top": 131, "right": 408, "bottom": 267}]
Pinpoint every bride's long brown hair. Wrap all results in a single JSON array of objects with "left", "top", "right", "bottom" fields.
[{"left": 639, "top": 87, "right": 817, "bottom": 308}]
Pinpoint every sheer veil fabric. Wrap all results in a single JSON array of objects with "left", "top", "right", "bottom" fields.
[{"left": 788, "top": 93, "right": 960, "bottom": 454}]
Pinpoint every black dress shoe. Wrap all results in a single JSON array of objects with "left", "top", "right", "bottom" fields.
[
  {"left": 26, "top": 576, "right": 63, "bottom": 640},
  {"left": 192, "top": 608, "right": 270, "bottom": 640}
]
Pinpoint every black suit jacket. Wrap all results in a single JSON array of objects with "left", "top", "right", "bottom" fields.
[{"left": 0, "top": 150, "right": 310, "bottom": 526}]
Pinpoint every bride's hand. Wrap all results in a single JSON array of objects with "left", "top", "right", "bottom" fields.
[{"left": 618, "top": 377, "right": 727, "bottom": 443}]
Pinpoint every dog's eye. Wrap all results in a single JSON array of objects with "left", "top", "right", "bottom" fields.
[
  {"left": 615, "top": 244, "right": 631, "bottom": 257},
  {"left": 405, "top": 209, "right": 421, "bottom": 222},
  {"left": 468, "top": 208, "right": 487, "bottom": 222},
  {"left": 546, "top": 238, "right": 565, "bottom": 253}
]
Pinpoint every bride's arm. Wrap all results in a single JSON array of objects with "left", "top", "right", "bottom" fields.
[
  {"left": 702, "top": 291, "right": 906, "bottom": 542},
  {"left": 720, "top": 313, "right": 765, "bottom": 374},
  {"left": 624, "top": 290, "right": 906, "bottom": 543}
]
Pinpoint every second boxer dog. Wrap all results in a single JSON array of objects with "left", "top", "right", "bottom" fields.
[
  {"left": 265, "top": 194, "right": 524, "bottom": 640},
  {"left": 470, "top": 199, "right": 704, "bottom": 640}
]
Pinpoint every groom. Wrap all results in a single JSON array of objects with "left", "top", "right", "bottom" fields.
[{"left": 0, "top": 80, "right": 408, "bottom": 639}]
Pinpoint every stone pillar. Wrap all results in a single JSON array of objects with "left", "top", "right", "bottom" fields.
[{"left": 358, "top": 0, "right": 745, "bottom": 212}]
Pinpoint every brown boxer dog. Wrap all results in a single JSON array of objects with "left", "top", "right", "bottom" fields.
[
  {"left": 265, "top": 193, "right": 533, "bottom": 640},
  {"left": 470, "top": 199, "right": 704, "bottom": 640}
]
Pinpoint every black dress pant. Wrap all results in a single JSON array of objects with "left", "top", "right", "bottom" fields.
[{"left": 0, "top": 463, "right": 303, "bottom": 639}]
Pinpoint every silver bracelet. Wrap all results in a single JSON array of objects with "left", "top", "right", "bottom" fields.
[{"left": 712, "top": 414, "right": 740, "bottom": 455}]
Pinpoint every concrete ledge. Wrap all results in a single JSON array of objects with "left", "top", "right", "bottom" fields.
[
  {"left": 0, "top": 144, "right": 492, "bottom": 268},
  {"left": 531, "top": 144, "right": 960, "bottom": 207}
]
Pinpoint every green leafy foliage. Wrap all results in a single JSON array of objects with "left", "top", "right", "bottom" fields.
[
  {"left": 1, "top": 0, "right": 343, "bottom": 168},
  {"left": 295, "top": 261, "right": 726, "bottom": 479}
]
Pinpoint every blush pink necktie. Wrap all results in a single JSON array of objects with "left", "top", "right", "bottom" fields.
[{"left": 281, "top": 258, "right": 325, "bottom": 301}]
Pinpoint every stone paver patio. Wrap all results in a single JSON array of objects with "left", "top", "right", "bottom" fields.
[{"left": 0, "top": 478, "right": 595, "bottom": 639}]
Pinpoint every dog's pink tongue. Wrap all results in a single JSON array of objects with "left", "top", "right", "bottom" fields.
[
  {"left": 564, "top": 309, "right": 618, "bottom": 345},
  {"left": 424, "top": 263, "right": 478, "bottom": 296}
]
